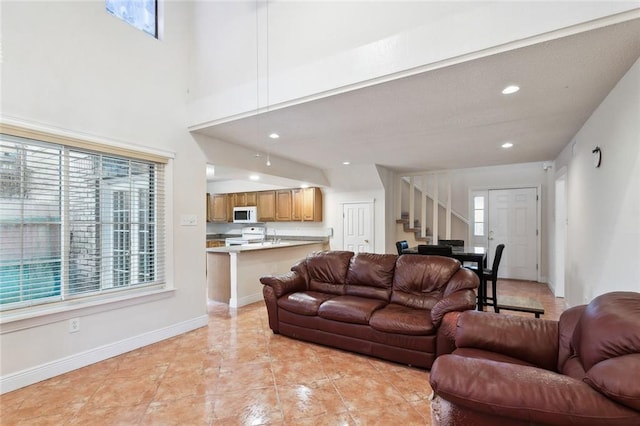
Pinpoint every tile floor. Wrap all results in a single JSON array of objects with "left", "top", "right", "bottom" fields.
[{"left": 1, "top": 279, "right": 565, "bottom": 425}]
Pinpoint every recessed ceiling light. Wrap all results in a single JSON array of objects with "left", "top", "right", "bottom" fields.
[
  {"left": 342, "top": 161, "right": 351, "bottom": 165},
  {"left": 502, "top": 85, "right": 520, "bottom": 95},
  {"left": 502, "top": 142, "right": 514, "bottom": 149},
  {"left": 249, "top": 174, "right": 260, "bottom": 181},
  {"left": 269, "top": 133, "right": 279, "bottom": 139},
  {"left": 300, "top": 183, "right": 309, "bottom": 189}
]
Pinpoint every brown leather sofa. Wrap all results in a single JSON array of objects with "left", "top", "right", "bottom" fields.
[
  {"left": 260, "top": 250, "right": 479, "bottom": 368},
  {"left": 429, "top": 291, "right": 640, "bottom": 425}
]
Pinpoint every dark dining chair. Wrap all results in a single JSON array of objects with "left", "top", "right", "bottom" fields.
[
  {"left": 438, "top": 239, "right": 464, "bottom": 247},
  {"left": 417, "top": 245, "right": 453, "bottom": 256},
  {"left": 481, "top": 244, "right": 505, "bottom": 312},
  {"left": 395, "top": 240, "right": 409, "bottom": 255}
]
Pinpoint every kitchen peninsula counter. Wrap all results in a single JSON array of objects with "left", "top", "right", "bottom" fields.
[
  {"left": 206, "top": 240, "right": 328, "bottom": 308},
  {"left": 206, "top": 239, "right": 324, "bottom": 253}
]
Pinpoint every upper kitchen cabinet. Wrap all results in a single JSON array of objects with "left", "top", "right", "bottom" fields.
[
  {"left": 232, "top": 192, "right": 256, "bottom": 207},
  {"left": 257, "top": 191, "right": 276, "bottom": 222},
  {"left": 293, "top": 187, "right": 323, "bottom": 222},
  {"left": 206, "top": 194, "right": 213, "bottom": 222},
  {"left": 245, "top": 192, "right": 257, "bottom": 206},
  {"left": 275, "top": 190, "right": 292, "bottom": 221},
  {"left": 292, "top": 189, "right": 303, "bottom": 221},
  {"left": 210, "top": 194, "right": 228, "bottom": 222},
  {"left": 302, "top": 187, "right": 323, "bottom": 221},
  {"left": 210, "top": 187, "right": 322, "bottom": 223}
]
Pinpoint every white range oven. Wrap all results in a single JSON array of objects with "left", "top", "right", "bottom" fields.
[{"left": 225, "top": 226, "right": 266, "bottom": 246}]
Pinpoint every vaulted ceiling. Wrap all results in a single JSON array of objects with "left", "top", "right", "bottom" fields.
[{"left": 196, "top": 17, "right": 640, "bottom": 182}]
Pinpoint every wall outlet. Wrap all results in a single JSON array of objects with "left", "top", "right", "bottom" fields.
[{"left": 69, "top": 318, "right": 80, "bottom": 333}]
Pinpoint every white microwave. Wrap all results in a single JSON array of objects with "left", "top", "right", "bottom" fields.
[{"left": 233, "top": 206, "right": 258, "bottom": 223}]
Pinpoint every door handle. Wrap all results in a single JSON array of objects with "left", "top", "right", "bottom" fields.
[{"left": 364, "top": 240, "right": 369, "bottom": 243}]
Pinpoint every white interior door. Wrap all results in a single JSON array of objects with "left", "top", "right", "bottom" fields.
[
  {"left": 488, "top": 188, "right": 538, "bottom": 280},
  {"left": 343, "top": 202, "right": 373, "bottom": 253}
]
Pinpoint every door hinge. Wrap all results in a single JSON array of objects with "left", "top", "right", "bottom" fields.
[
  {"left": 536, "top": 229, "right": 539, "bottom": 236},
  {"left": 536, "top": 263, "right": 539, "bottom": 270}
]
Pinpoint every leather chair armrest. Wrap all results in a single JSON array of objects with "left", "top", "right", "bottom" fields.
[
  {"left": 430, "top": 355, "right": 640, "bottom": 425},
  {"left": 259, "top": 271, "right": 306, "bottom": 298},
  {"left": 456, "top": 311, "right": 559, "bottom": 370},
  {"left": 442, "top": 268, "right": 479, "bottom": 296},
  {"left": 431, "top": 290, "right": 477, "bottom": 327}
]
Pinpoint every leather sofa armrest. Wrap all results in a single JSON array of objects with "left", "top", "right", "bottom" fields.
[
  {"left": 436, "top": 311, "right": 462, "bottom": 357},
  {"left": 259, "top": 271, "right": 306, "bottom": 298},
  {"left": 456, "top": 311, "right": 559, "bottom": 370},
  {"left": 430, "top": 355, "right": 640, "bottom": 425},
  {"left": 431, "top": 290, "right": 477, "bottom": 327}
]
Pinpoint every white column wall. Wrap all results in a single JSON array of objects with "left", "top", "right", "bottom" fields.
[{"left": 1, "top": 1, "right": 207, "bottom": 388}]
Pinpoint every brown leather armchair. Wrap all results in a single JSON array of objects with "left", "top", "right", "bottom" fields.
[{"left": 429, "top": 291, "right": 640, "bottom": 425}]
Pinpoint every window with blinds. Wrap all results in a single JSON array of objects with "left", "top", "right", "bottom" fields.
[{"left": 0, "top": 132, "right": 166, "bottom": 311}]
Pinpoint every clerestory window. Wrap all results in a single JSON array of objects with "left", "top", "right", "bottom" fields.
[
  {"left": 0, "top": 129, "right": 166, "bottom": 311},
  {"left": 106, "top": 0, "right": 158, "bottom": 39}
]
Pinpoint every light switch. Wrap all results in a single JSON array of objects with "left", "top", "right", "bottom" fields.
[{"left": 180, "top": 214, "right": 197, "bottom": 226}]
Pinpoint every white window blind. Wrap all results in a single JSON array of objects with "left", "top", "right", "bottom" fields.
[{"left": 0, "top": 132, "right": 166, "bottom": 311}]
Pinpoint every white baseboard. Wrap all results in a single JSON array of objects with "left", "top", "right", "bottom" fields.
[
  {"left": 229, "top": 292, "right": 263, "bottom": 308},
  {"left": 0, "top": 315, "right": 208, "bottom": 394}
]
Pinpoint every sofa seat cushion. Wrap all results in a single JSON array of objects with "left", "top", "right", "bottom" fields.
[
  {"left": 278, "top": 291, "right": 336, "bottom": 316},
  {"left": 369, "top": 303, "right": 435, "bottom": 336},
  {"left": 318, "top": 295, "right": 387, "bottom": 324}
]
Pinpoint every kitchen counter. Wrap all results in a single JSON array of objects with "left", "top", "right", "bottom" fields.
[
  {"left": 206, "top": 239, "right": 324, "bottom": 253},
  {"left": 206, "top": 240, "right": 328, "bottom": 307}
]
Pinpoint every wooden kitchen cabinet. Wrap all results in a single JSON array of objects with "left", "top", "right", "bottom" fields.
[
  {"left": 291, "top": 189, "right": 303, "bottom": 221},
  {"left": 257, "top": 191, "right": 276, "bottom": 222},
  {"left": 276, "top": 190, "right": 292, "bottom": 221},
  {"left": 231, "top": 192, "right": 257, "bottom": 208},
  {"left": 291, "top": 187, "right": 323, "bottom": 221},
  {"left": 245, "top": 192, "right": 257, "bottom": 206},
  {"left": 211, "top": 194, "right": 228, "bottom": 222},
  {"left": 302, "top": 187, "right": 323, "bottom": 221},
  {"left": 233, "top": 192, "right": 247, "bottom": 207},
  {"left": 227, "top": 194, "right": 234, "bottom": 221},
  {"left": 211, "top": 188, "right": 321, "bottom": 223}
]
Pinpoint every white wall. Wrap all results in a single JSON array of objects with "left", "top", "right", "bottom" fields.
[
  {"left": 0, "top": 1, "right": 207, "bottom": 391},
  {"left": 551, "top": 58, "right": 640, "bottom": 307},
  {"left": 188, "top": 1, "right": 638, "bottom": 127}
]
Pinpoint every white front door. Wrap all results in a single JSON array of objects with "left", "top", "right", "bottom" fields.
[
  {"left": 488, "top": 188, "right": 538, "bottom": 280},
  {"left": 343, "top": 202, "right": 373, "bottom": 253}
]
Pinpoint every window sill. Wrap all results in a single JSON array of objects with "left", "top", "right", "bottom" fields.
[{"left": 0, "top": 288, "right": 175, "bottom": 334}]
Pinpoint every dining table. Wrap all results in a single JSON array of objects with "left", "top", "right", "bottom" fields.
[{"left": 402, "top": 245, "right": 487, "bottom": 311}]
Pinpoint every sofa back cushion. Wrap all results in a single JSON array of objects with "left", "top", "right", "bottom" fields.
[
  {"left": 306, "top": 251, "right": 354, "bottom": 295},
  {"left": 390, "top": 254, "right": 461, "bottom": 309},
  {"left": 572, "top": 291, "right": 640, "bottom": 410},
  {"left": 345, "top": 253, "right": 397, "bottom": 301}
]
